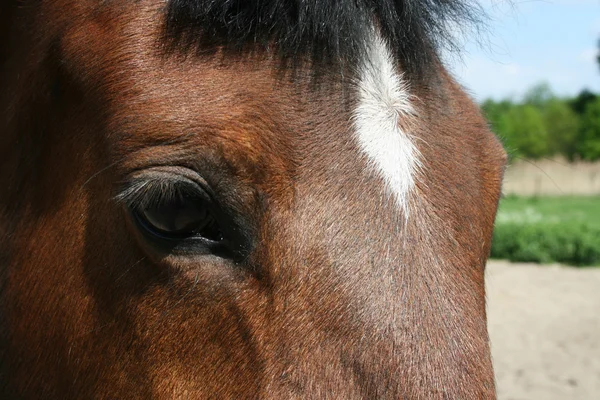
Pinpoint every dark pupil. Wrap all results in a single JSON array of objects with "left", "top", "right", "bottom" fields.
[{"left": 140, "top": 195, "right": 222, "bottom": 241}]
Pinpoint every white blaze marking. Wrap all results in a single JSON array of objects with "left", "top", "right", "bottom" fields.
[{"left": 353, "top": 33, "right": 421, "bottom": 215}]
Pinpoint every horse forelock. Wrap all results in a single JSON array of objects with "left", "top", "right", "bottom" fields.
[{"left": 164, "top": 0, "right": 483, "bottom": 77}]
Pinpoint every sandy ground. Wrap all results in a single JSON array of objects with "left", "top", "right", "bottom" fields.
[{"left": 486, "top": 260, "right": 600, "bottom": 400}]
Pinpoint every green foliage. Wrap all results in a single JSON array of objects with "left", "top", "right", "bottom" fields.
[
  {"left": 544, "top": 99, "right": 580, "bottom": 160},
  {"left": 483, "top": 95, "right": 550, "bottom": 160},
  {"left": 570, "top": 89, "right": 597, "bottom": 115},
  {"left": 491, "top": 196, "right": 600, "bottom": 267},
  {"left": 579, "top": 97, "right": 600, "bottom": 161},
  {"left": 523, "top": 82, "right": 554, "bottom": 108},
  {"left": 491, "top": 222, "right": 600, "bottom": 266},
  {"left": 505, "top": 105, "right": 549, "bottom": 159},
  {"left": 482, "top": 84, "right": 600, "bottom": 162}
]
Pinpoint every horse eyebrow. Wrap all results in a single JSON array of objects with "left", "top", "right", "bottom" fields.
[{"left": 163, "top": 0, "right": 484, "bottom": 78}]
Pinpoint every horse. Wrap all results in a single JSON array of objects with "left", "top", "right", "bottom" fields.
[{"left": 0, "top": 0, "right": 506, "bottom": 398}]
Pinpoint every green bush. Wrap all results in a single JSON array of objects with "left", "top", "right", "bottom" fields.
[{"left": 491, "top": 222, "right": 600, "bottom": 266}]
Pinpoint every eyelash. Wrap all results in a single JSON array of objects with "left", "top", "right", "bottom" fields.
[{"left": 116, "top": 170, "right": 252, "bottom": 261}]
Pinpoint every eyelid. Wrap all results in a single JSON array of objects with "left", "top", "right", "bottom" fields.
[{"left": 116, "top": 167, "right": 215, "bottom": 210}]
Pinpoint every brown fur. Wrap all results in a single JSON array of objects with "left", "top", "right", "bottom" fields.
[{"left": 0, "top": 1, "right": 506, "bottom": 398}]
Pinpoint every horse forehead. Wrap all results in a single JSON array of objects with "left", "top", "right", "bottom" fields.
[{"left": 59, "top": 6, "right": 421, "bottom": 215}]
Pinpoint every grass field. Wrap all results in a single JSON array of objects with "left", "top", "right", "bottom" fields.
[
  {"left": 491, "top": 196, "right": 600, "bottom": 266},
  {"left": 496, "top": 196, "right": 600, "bottom": 227}
]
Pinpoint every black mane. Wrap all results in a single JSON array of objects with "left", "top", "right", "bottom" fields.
[{"left": 164, "top": 0, "right": 482, "bottom": 77}]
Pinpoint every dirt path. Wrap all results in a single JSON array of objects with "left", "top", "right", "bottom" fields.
[{"left": 486, "top": 260, "right": 600, "bottom": 400}]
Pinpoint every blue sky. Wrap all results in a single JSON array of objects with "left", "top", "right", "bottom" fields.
[{"left": 446, "top": 0, "right": 600, "bottom": 102}]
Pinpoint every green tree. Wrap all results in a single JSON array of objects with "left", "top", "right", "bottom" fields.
[
  {"left": 481, "top": 84, "right": 590, "bottom": 161},
  {"left": 543, "top": 99, "right": 580, "bottom": 160},
  {"left": 481, "top": 99, "right": 513, "bottom": 125},
  {"left": 579, "top": 97, "right": 600, "bottom": 161},
  {"left": 504, "top": 105, "right": 549, "bottom": 159},
  {"left": 523, "top": 82, "right": 554, "bottom": 108},
  {"left": 571, "top": 89, "right": 597, "bottom": 115}
]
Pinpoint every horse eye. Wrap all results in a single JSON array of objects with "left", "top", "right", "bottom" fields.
[{"left": 135, "top": 195, "right": 223, "bottom": 242}]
